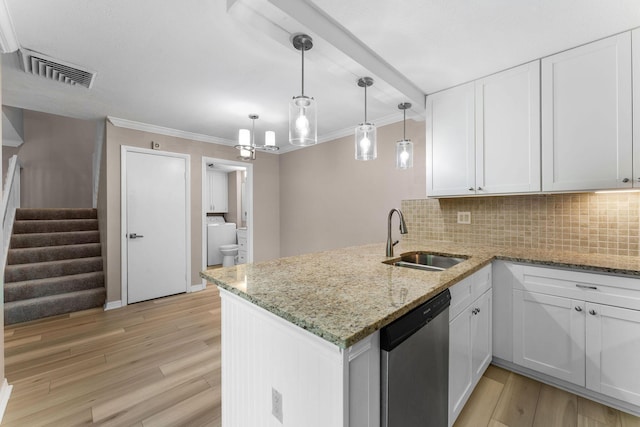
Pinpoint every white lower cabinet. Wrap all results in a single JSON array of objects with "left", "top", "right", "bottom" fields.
[
  {"left": 506, "top": 263, "right": 640, "bottom": 411},
  {"left": 449, "top": 265, "right": 492, "bottom": 426}
]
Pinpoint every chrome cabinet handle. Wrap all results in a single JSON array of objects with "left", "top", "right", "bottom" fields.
[
  {"left": 477, "top": 187, "right": 483, "bottom": 191},
  {"left": 472, "top": 308, "right": 480, "bottom": 315},
  {"left": 129, "top": 233, "right": 144, "bottom": 239},
  {"left": 589, "top": 309, "right": 597, "bottom": 316},
  {"left": 575, "top": 306, "right": 583, "bottom": 312},
  {"left": 623, "top": 178, "right": 630, "bottom": 183},
  {"left": 576, "top": 284, "right": 598, "bottom": 290},
  {"left": 468, "top": 187, "right": 474, "bottom": 191}
]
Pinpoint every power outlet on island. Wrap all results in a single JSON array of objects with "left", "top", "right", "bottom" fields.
[
  {"left": 457, "top": 212, "right": 471, "bottom": 224},
  {"left": 272, "top": 387, "right": 283, "bottom": 423}
]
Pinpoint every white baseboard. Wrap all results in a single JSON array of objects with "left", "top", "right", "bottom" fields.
[
  {"left": 104, "top": 300, "right": 123, "bottom": 311},
  {"left": 0, "top": 379, "right": 13, "bottom": 423},
  {"left": 190, "top": 282, "right": 206, "bottom": 292}
]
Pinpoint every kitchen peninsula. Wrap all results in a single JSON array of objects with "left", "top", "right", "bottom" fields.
[{"left": 201, "top": 241, "right": 640, "bottom": 426}]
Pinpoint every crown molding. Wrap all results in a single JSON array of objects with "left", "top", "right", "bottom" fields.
[
  {"left": 0, "top": 0, "right": 19, "bottom": 53},
  {"left": 107, "top": 116, "right": 236, "bottom": 146}
]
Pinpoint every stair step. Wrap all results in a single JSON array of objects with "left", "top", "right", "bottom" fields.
[
  {"left": 16, "top": 208, "right": 97, "bottom": 220},
  {"left": 10, "top": 230, "right": 100, "bottom": 248},
  {"left": 4, "top": 257, "right": 103, "bottom": 283},
  {"left": 4, "top": 272, "right": 105, "bottom": 302},
  {"left": 7, "top": 243, "right": 102, "bottom": 265},
  {"left": 5, "top": 288, "right": 106, "bottom": 325},
  {"left": 12, "top": 219, "right": 98, "bottom": 234}
]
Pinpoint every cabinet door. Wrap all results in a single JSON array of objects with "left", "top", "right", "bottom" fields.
[
  {"left": 586, "top": 303, "right": 640, "bottom": 406},
  {"left": 426, "top": 82, "right": 475, "bottom": 197},
  {"left": 513, "top": 290, "right": 585, "bottom": 386},
  {"left": 211, "top": 171, "right": 228, "bottom": 213},
  {"left": 542, "top": 32, "right": 632, "bottom": 191},
  {"left": 471, "top": 289, "right": 492, "bottom": 381},
  {"left": 633, "top": 30, "right": 640, "bottom": 187},
  {"left": 475, "top": 61, "right": 540, "bottom": 194},
  {"left": 449, "top": 307, "right": 473, "bottom": 425}
]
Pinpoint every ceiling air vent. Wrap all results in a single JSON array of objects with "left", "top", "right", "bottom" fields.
[{"left": 18, "top": 48, "right": 96, "bottom": 89}]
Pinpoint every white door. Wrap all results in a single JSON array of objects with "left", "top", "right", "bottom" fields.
[
  {"left": 426, "top": 82, "right": 476, "bottom": 197},
  {"left": 513, "top": 290, "right": 585, "bottom": 386},
  {"left": 125, "top": 149, "right": 189, "bottom": 304},
  {"left": 471, "top": 289, "right": 492, "bottom": 380},
  {"left": 542, "top": 32, "right": 632, "bottom": 191},
  {"left": 586, "top": 302, "right": 640, "bottom": 406},
  {"left": 475, "top": 61, "right": 541, "bottom": 194}
]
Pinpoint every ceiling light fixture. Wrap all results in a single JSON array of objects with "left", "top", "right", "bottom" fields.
[
  {"left": 396, "top": 102, "right": 413, "bottom": 169},
  {"left": 355, "top": 77, "right": 376, "bottom": 161},
  {"left": 234, "top": 114, "right": 278, "bottom": 161},
  {"left": 289, "top": 33, "right": 317, "bottom": 146}
]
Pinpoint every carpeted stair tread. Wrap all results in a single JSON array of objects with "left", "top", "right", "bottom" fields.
[
  {"left": 10, "top": 230, "right": 100, "bottom": 249},
  {"left": 4, "top": 271, "right": 105, "bottom": 302},
  {"left": 5, "top": 288, "right": 106, "bottom": 325},
  {"left": 4, "top": 257, "right": 103, "bottom": 283},
  {"left": 7, "top": 243, "right": 102, "bottom": 265},
  {"left": 15, "top": 208, "right": 97, "bottom": 220},
  {"left": 12, "top": 219, "right": 98, "bottom": 234}
]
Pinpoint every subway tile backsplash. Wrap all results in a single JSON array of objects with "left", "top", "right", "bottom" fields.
[{"left": 401, "top": 193, "right": 640, "bottom": 256}]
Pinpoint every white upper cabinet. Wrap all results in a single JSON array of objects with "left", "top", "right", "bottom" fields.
[
  {"left": 427, "top": 62, "right": 541, "bottom": 197},
  {"left": 426, "top": 82, "right": 475, "bottom": 197},
  {"left": 476, "top": 61, "right": 541, "bottom": 194},
  {"left": 542, "top": 32, "right": 633, "bottom": 191},
  {"left": 633, "top": 29, "right": 640, "bottom": 187},
  {"left": 207, "top": 170, "right": 228, "bottom": 213}
]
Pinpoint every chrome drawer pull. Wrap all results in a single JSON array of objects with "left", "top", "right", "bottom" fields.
[
  {"left": 575, "top": 306, "right": 583, "bottom": 312},
  {"left": 589, "top": 309, "right": 597, "bottom": 316},
  {"left": 575, "top": 284, "right": 598, "bottom": 290}
]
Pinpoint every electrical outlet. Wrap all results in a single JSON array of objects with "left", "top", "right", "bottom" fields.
[
  {"left": 272, "top": 387, "right": 283, "bottom": 423},
  {"left": 457, "top": 212, "right": 471, "bottom": 224},
  {"left": 151, "top": 141, "right": 160, "bottom": 150}
]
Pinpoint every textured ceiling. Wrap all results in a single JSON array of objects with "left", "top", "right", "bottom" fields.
[{"left": 2, "top": 0, "right": 639, "bottom": 151}]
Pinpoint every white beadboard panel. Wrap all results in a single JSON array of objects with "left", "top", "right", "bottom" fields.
[{"left": 220, "top": 288, "right": 347, "bottom": 427}]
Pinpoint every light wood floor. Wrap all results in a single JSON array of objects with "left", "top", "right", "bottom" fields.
[{"left": 3, "top": 284, "right": 640, "bottom": 426}]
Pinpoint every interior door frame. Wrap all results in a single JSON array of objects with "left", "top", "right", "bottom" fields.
[
  {"left": 201, "top": 157, "right": 253, "bottom": 287},
  {"left": 121, "top": 145, "right": 191, "bottom": 306}
]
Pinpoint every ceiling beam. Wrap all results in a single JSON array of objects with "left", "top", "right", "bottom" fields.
[{"left": 267, "top": 0, "right": 426, "bottom": 110}]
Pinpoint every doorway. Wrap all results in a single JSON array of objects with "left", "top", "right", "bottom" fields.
[
  {"left": 121, "top": 146, "right": 191, "bottom": 304},
  {"left": 201, "top": 157, "right": 253, "bottom": 284}
]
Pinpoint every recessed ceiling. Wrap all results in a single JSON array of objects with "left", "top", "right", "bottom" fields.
[{"left": 2, "top": 0, "right": 639, "bottom": 151}]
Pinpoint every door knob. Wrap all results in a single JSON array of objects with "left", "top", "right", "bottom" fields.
[
  {"left": 622, "top": 178, "right": 630, "bottom": 183},
  {"left": 129, "top": 233, "right": 144, "bottom": 239}
]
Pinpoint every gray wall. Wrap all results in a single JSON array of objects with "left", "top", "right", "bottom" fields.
[
  {"left": 9, "top": 110, "right": 96, "bottom": 208},
  {"left": 279, "top": 119, "right": 426, "bottom": 256},
  {"left": 100, "top": 123, "right": 281, "bottom": 303}
]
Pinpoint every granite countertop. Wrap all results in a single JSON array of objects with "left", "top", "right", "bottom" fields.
[{"left": 200, "top": 241, "right": 640, "bottom": 349}]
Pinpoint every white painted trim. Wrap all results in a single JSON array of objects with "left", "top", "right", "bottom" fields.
[
  {"left": 121, "top": 146, "right": 191, "bottom": 306},
  {"left": 190, "top": 283, "right": 206, "bottom": 292},
  {"left": 201, "top": 157, "right": 254, "bottom": 281},
  {"left": 0, "top": 0, "right": 18, "bottom": 53},
  {"left": 103, "top": 300, "right": 122, "bottom": 311},
  {"left": 0, "top": 379, "right": 13, "bottom": 424},
  {"left": 92, "top": 119, "right": 105, "bottom": 208},
  {"left": 109, "top": 116, "right": 235, "bottom": 146}
]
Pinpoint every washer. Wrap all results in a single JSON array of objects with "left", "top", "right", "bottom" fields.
[{"left": 207, "top": 217, "right": 237, "bottom": 266}]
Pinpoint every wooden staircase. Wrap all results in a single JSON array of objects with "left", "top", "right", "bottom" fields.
[{"left": 4, "top": 208, "right": 105, "bottom": 324}]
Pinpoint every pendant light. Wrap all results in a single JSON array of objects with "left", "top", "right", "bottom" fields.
[
  {"left": 234, "top": 114, "right": 278, "bottom": 161},
  {"left": 289, "top": 33, "right": 317, "bottom": 146},
  {"left": 396, "top": 102, "right": 413, "bottom": 169},
  {"left": 355, "top": 77, "right": 376, "bottom": 161}
]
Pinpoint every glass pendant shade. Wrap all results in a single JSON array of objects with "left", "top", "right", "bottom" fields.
[
  {"left": 289, "top": 95, "right": 317, "bottom": 146},
  {"left": 265, "top": 131, "right": 276, "bottom": 147},
  {"left": 355, "top": 122, "right": 377, "bottom": 161},
  {"left": 238, "top": 129, "right": 250, "bottom": 146},
  {"left": 396, "top": 139, "right": 413, "bottom": 169}
]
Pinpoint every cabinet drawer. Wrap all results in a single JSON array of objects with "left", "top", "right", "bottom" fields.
[
  {"left": 238, "top": 238, "right": 247, "bottom": 250},
  {"left": 517, "top": 265, "right": 640, "bottom": 311},
  {"left": 449, "top": 265, "right": 492, "bottom": 320},
  {"left": 238, "top": 252, "right": 247, "bottom": 264}
]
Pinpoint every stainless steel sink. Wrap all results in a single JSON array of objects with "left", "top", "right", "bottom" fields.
[{"left": 384, "top": 252, "right": 468, "bottom": 272}]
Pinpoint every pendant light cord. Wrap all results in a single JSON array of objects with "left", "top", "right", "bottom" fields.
[
  {"left": 403, "top": 108, "right": 406, "bottom": 139},
  {"left": 364, "top": 84, "right": 367, "bottom": 123},
  {"left": 251, "top": 117, "right": 255, "bottom": 147},
  {"left": 301, "top": 46, "right": 305, "bottom": 97}
]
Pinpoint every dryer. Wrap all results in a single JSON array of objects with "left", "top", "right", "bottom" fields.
[{"left": 207, "top": 216, "right": 237, "bottom": 266}]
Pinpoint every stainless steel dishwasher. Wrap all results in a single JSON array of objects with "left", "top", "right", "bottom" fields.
[{"left": 380, "top": 289, "right": 451, "bottom": 427}]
